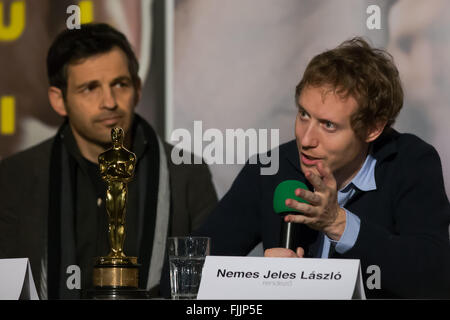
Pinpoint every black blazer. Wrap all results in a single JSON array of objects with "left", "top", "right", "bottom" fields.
[{"left": 194, "top": 130, "right": 450, "bottom": 298}]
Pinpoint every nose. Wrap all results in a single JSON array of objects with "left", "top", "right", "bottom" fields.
[
  {"left": 300, "top": 123, "right": 319, "bottom": 149},
  {"left": 102, "top": 86, "right": 117, "bottom": 110}
]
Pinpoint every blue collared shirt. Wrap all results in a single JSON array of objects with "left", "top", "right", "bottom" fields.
[{"left": 320, "top": 153, "right": 377, "bottom": 258}]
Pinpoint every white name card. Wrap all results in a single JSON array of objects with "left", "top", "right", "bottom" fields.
[
  {"left": 197, "top": 256, "right": 365, "bottom": 300},
  {"left": 0, "top": 258, "right": 39, "bottom": 300}
]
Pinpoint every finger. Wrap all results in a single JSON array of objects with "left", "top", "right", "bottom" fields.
[
  {"left": 295, "top": 188, "right": 321, "bottom": 205},
  {"left": 284, "top": 213, "right": 316, "bottom": 225},
  {"left": 264, "top": 248, "right": 298, "bottom": 258},
  {"left": 296, "top": 247, "right": 305, "bottom": 258},
  {"left": 304, "top": 170, "right": 326, "bottom": 192},
  {"left": 316, "top": 161, "right": 337, "bottom": 189},
  {"left": 285, "top": 199, "right": 316, "bottom": 216},
  {"left": 285, "top": 214, "right": 325, "bottom": 231}
]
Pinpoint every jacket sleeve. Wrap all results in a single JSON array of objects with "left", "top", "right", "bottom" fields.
[
  {"left": 192, "top": 161, "right": 263, "bottom": 256},
  {"left": 342, "top": 143, "right": 450, "bottom": 298},
  {"left": 0, "top": 158, "right": 19, "bottom": 258},
  {"left": 186, "top": 162, "right": 218, "bottom": 232}
]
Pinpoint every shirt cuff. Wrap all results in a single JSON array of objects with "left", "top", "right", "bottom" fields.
[{"left": 327, "top": 209, "right": 360, "bottom": 254}]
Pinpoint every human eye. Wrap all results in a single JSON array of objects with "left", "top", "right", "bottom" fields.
[
  {"left": 113, "top": 78, "right": 131, "bottom": 89},
  {"left": 323, "top": 120, "right": 337, "bottom": 131},
  {"left": 298, "top": 108, "right": 309, "bottom": 120},
  {"left": 80, "top": 83, "right": 98, "bottom": 94},
  {"left": 115, "top": 82, "right": 128, "bottom": 88}
]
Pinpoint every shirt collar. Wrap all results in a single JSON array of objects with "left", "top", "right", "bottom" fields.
[{"left": 342, "top": 152, "right": 377, "bottom": 192}]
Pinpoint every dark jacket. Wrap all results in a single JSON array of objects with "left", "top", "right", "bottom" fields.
[
  {"left": 0, "top": 118, "right": 218, "bottom": 298},
  {"left": 194, "top": 130, "right": 450, "bottom": 299}
]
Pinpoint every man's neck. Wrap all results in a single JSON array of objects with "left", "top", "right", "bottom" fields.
[
  {"left": 74, "top": 137, "right": 107, "bottom": 164},
  {"left": 334, "top": 146, "right": 370, "bottom": 191}
]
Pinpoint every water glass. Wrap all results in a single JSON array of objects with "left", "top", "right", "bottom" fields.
[{"left": 167, "top": 236, "right": 210, "bottom": 299}]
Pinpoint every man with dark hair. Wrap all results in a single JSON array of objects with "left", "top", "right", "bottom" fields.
[
  {"left": 0, "top": 23, "right": 218, "bottom": 299},
  {"left": 47, "top": 23, "right": 141, "bottom": 101},
  {"left": 192, "top": 37, "right": 450, "bottom": 298}
]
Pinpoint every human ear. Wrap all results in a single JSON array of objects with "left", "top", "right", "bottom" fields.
[
  {"left": 48, "top": 86, "right": 67, "bottom": 117},
  {"left": 365, "top": 120, "right": 387, "bottom": 143},
  {"left": 133, "top": 77, "right": 142, "bottom": 107}
]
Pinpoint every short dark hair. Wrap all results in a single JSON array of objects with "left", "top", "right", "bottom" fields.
[
  {"left": 295, "top": 37, "right": 403, "bottom": 139},
  {"left": 47, "top": 23, "right": 140, "bottom": 97}
]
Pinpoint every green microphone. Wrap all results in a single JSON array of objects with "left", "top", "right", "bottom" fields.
[{"left": 273, "top": 180, "right": 310, "bottom": 250}]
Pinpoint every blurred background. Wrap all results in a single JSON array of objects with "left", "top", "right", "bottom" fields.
[{"left": 1, "top": 0, "right": 449, "bottom": 203}]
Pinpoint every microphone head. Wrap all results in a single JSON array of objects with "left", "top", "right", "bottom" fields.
[{"left": 273, "top": 180, "right": 310, "bottom": 214}]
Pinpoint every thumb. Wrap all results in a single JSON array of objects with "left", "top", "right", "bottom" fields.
[{"left": 296, "top": 247, "right": 305, "bottom": 258}]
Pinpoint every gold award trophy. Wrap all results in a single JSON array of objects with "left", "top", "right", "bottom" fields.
[{"left": 89, "top": 127, "right": 148, "bottom": 299}]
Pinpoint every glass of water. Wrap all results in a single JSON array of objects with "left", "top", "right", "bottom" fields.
[{"left": 167, "top": 236, "right": 210, "bottom": 299}]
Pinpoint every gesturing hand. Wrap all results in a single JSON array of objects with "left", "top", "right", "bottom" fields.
[{"left": 284, "top": 161, "right": 346, "bottom": 241}]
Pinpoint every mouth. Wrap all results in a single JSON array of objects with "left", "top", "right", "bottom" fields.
[
  {"left": 300, "top": 152, "right": 322, "bottom": 166},
  {"left": 96, "top": 115, "right": 123, "bottom": 126}
]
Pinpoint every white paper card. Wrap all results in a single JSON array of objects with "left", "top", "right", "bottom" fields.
[
  {"left": 0, "top": 258, "right": 39, "bottom": 300},
  {"left": 197, "top": 256, "right": 365, "bottom": 300}
]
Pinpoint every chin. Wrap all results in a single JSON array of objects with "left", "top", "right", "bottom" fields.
[
  {"left": 91, "top": 131, "right": 114, "bottom": 146},
  {"left": 300, "top": 165, "right": 319, "bottom": 178}
]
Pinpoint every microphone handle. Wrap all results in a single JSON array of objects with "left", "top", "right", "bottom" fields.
[{"left": 281, "top": 222, "right": 296, "bottom": 251}]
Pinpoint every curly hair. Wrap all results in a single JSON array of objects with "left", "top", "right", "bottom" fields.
[{"left": 295, "top": 37, "right": 403, "bottom": 139}]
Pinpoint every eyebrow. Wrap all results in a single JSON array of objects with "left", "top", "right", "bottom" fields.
[
  {"left": 298, "top": 104, "right": 340, "bottom": 125},
  {"left": 110, "top": 75, "right": 133, "bottom": 84},
  {"left": 75, "top": 75, "right": 133, "bottom": 91}
]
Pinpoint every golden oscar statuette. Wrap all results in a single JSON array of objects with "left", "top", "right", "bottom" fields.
[{"left": 87, "top": 127, "right": 148, "bottom": 299}]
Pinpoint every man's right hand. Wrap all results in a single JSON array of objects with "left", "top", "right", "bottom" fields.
[{"left": 264, "top": 247, "right": 305, "bottom": 258}]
